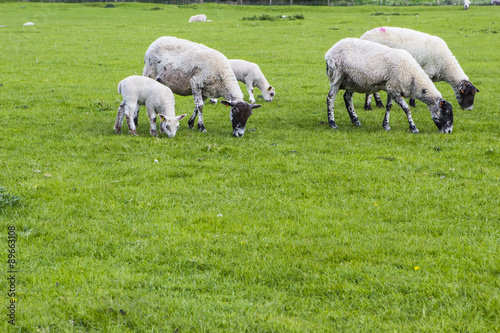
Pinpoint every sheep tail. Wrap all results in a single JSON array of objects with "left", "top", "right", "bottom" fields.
[{"left": 325, "top": 59, "right": 337, "bottom": 81}]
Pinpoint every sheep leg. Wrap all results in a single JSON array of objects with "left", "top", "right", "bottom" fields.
[
  {"left": 187, "top": 105, "right": 198, "bottom": 130},
  {"left": 245, "top": 79, "right": 256, "bottom": 103},
  {"left": 189, "top": 88, "right": 207, "bottom": 132},
  {"left": 393, "top": 96, "right": 419, "bottom": 133},
  {"left": 196, "top": 97, "right": 208, "bottom": 133},
  {"left": 326, "top": 83, "right": 340, "bottom": 129},
  {"left": 114, "top": 101, "right": 126, "bottom": 134},
  {"left": 409, "top": 98, "right": 416, "bottom": 108},
  {"left": 343, "top": 91, "right": 361, "bottom": 126},
  {"left": 124, "top": 104, "right": 138, "bottom": 136},
  {"left": 382, "top": 95, "right": 393, "bottom": 131},
  {"left": 364, "top": 94, "right": 373, "bottom": 111},
  {"left": 133, "top": 104, "right": 140, "bottom": 127},
  {"left": 374, "top": 93, "right": 384, "bottom": 108},
  {"left": 146, "top": 104, "right": 157, "bottom": 136}
]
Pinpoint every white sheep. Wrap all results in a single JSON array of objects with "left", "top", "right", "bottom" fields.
[
  {"left": 464, "top": 0, "right": 471, "bottom": 9},
  {"left": 360, "top": 27, "right": 479, "bottom": 110},
  {"left": 210, "top": 59, "right": 275, "bottom": 104},
  {"left": 228, "top": 59, "right": 275, "bottom": 103},
  {"left": 143, "top": 36, "right": 261, "bottom": 137},
  {"left": 115, "top": 75, "right": 187, "bottom": 137},
  {"left": 188, "top": 14, "right": 207, "bottom": 22},
  {"left": 325, "top": 38, "right": 453, "bottom": 134}
]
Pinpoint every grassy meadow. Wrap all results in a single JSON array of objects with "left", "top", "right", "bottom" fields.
[{"left": 1, "top": 2, "right": 499, "bottom": 331}]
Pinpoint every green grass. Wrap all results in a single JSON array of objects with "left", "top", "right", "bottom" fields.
[{"left": 1, "top": 2, "right": 499, "bottom": 331}]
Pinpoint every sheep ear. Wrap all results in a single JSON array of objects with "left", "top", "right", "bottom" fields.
[
  {"left": 251, "top": 104, "right": 262, "bottom": 110},
  {"left": 159, "top": 114, "right": 166, "bottom": 122},
  {"left": 438, "top": 100, "right": 445, "bottom": 108},
  {"left": 220, "top": 100, "right": 234, "bottom": 107},
  {"left": 156, "top": 77, "right": 166, "bottom": 85},
  {"left": 177, "top": 114, "right": 187, "bottom": 121}
]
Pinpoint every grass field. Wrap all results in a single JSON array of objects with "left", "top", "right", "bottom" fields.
[{"left": 0, "top": 2, "right": 499, "bottom": 331}]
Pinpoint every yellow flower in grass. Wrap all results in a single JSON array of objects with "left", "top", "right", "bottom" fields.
[{"left": 414, "top": 266, "right": 420, "bottom": 271}]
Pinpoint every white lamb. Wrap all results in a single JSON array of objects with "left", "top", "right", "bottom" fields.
[
  {"left": 115, "top": 75, "right": 187, "bottom": 137},
  {"left": 143, "top": 36, "right": 261, "bottom": 137},
  {"left": 229, "top": 59, "right": 275, "bottom": 103},
  {"left": 464, "top": 0, "right": 471, "bottom": 9},
  {"left": 210, "top": 59, "right": 275, "bottom": 104},
  {"left": 360, "top": 27, "right": 479, "bottom": 110},
  {"left": 188, "top": 14, "right": 207, "bottom": 22},
  {"left": 325, "top": 38, "right": 453, "bottom": 134}
]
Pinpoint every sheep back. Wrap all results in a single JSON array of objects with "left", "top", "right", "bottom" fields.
[
  {"left": 360, "top": 27, "right": 468, "bottom": 83},
  {"left": 143, "top": 36, "right": 243, "bottom": 101},
  {"left": 118, "top": 75, "right": 175, "bottom": 113}
]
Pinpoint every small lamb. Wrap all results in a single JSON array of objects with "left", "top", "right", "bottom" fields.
[
  {"left": 464, "top": 0, "right": 471, "bottom": 9},
  {"left": 229, "top": 59, "right": 275, "bottom": 103},
  {"left": 360, "top": 27, "right": 479, "bottom": 110},
  {"left": 115, "top": 75, "right": 186, "bottom": 137},
  {"left": 210, "top": 59, "right": 275, "bottom": 104},
  {"left": 325, "top": 38, "right": 453, "bottom": 134},
  {"left": 143, "top": 36, "right": 261, "bottom": 137}
]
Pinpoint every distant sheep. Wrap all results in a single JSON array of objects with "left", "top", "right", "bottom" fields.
[
  {"left": 211, "top": 59, "right": 275, "bottom": 104},
  {"left": 464, "top": 0, "right": 471, "bottom": 9},
  {"left": 115, "top": 75, "right": 186, "bottom": 137},
  {"left": 360, "top": 27, "right": 479, "bottom": 111},
  {"left": 325, "top": 38, "right": 453, "bottom": 134},
  {"left": 492, "top": 0, "right": 500, "bottom": 4},
  {"left": 143, "top": 36, "right": 261, "bottom": 137},
  {"left": 189, "top": 14, "right": 207, "bottom": 22}
]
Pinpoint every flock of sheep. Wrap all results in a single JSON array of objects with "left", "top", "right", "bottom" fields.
[{"left": 115, "top": 26, "right": 478, "bottom": 138}]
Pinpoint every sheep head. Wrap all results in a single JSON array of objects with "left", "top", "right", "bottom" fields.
[
  {"left": 456, "top": 80, "right": 479, "bottom": 110},
  {"left": 430, "top": 99, "right": 454, "bottom": 134},
  {"left": 264, "top": 86, "right": 276, "bottom": 102},
  {"left": 159, "top": 114, "right": 187, "bottom": 138},
  {"left": 220, "top": 101, "right": 261, "bottom": 137}
]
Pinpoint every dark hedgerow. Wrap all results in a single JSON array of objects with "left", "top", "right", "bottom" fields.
[{"left": 242, "top": 14, "right": 305, "bottom": 21}]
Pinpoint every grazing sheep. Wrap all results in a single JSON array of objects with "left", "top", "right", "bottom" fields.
[
  {"left": 360, "top": 27, "right": 479, "bottom": 110},
  {"left": 115, "top": 75, "right": 187, "bottom": 137},
  {"left": 143, "top": 36, "right": 261, "bottom": 137},
  {"left": 325, "top": 38, "right": 453, "bottom": 134},
  {"left": 464, "top": 0, "right": 471, "bottom": 9},
  {"left": 229, "top": 59, "right": 275, "bottom": 103},
  {"left": 188, "top": 14, "right": 207, "bottom": 22},
  {"left": 210, "top": 59, "right": 275, "bottom": 104},
  {"left": 492, "top": 0, "right": 500, "bottom": 5}
]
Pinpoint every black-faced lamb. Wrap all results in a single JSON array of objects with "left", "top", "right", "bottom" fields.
[
  {"left": 143, "top": 36, "right": 261, "bottom": 137},
  {"left": 115, "top": 75, "right": 187, "bottom": 137},
  {"left": 325, "top": 38, "right": 453, "bottom": 134},
  {"left": 360, "top": 27, "right": 479, "bottom": 110}
]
